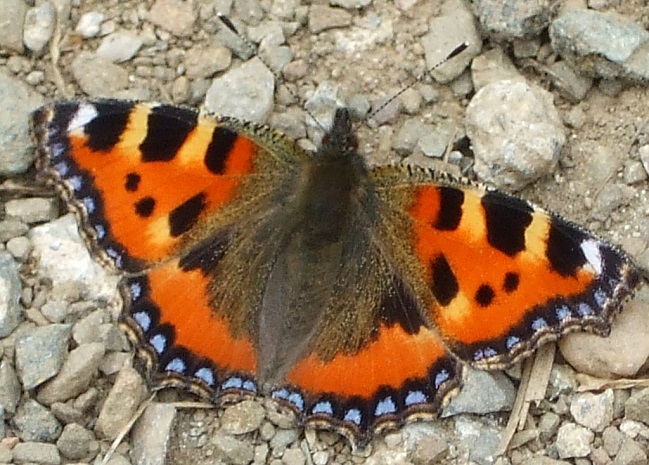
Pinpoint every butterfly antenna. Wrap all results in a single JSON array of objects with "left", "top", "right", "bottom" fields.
[
  {"left": 369, "top": 42, "right": 469, "bottom": 120},
  {"left": 218, "top": 14, "right": 326, "bottom": 131}
]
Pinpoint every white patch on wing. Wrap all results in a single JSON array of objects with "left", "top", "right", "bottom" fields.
[
  {"left": 581, "top": 239, "right": 603, "bottom": 275},
  {"left": 68, "top": 103, "right": 99, "bottom": 132}
]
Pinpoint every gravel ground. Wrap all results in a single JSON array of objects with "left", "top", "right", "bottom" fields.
[{"left": 1, "top": 0, "right": 649, "bottom": 464}]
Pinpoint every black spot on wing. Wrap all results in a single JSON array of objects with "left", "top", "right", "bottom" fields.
[
  {"left": 140, "top": 105, "right": 198, "bottom": 162},
  {"left": 433, "top": 187, "right": 464, "bottom": 231},
  {"left": 125, "top": 173, "right": 141, "bottom": 192},
  {"left": 503, "top": 272, "right": 519, "bottom": 293},
  {"left": 482, "top": 192, "right": 533, "bottom": 257},
  {"left": 546, "top": 217, "right": 588, "bottom": 277},
  {"left": 379, "top": 276, "right": 426, "bottom": 335},
  {"left": 475, "top": 284, "right": 495, "bottom": 307},
  {"left": 205, "top": 127, "right": 238, "bottom": 174},
  {"left": 179, "top": 228, "right": 231, "bottom": 276},
  {"left": 431, "top": 254, "right": 459, "bottom": 307},
  {"left": 135, "top": 197, "right": 155, "bottom": 218},
  {"left": 84, "top": 101, "right": 134, "bottom": 152},
  {"left": 169, "top": 193, "right": 207, "bottom": 238}
]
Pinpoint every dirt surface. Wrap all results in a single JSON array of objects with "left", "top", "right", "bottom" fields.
[{"left": 6, "top": 0, "right": 649, "bottom": 464}]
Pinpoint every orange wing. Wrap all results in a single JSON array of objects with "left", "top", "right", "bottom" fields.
[
  {"left": 378, "top": 171, "right": 641, "bottom": 369},
  {"left": 32, "top": 100, "right": 301, "bottom": 272},
  {"left": 32, "top": 100, "right": 305, "bottom": 399}
]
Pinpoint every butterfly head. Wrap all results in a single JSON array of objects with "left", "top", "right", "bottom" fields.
[{"left": 318, "top": 107, "right": 359, "bottom": 161}]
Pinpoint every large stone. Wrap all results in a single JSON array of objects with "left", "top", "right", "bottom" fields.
[
  {"left": 15, "top": 324, "right": 71, "bottom": 390},
  {"left": 37, "top": 343, "right": 106, "bottom": 405},
  {"left": 95, "top": 366, "right": 147, "bottom": 440}
]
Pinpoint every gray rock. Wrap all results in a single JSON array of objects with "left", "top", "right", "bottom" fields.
[
  {"left": 592, "top": 184, "right": 635, "bottom": 221},
  {"left": 0, "top": 252, "right": 21, "bottom": 338},
  {"left": 233, "top": 0, "right": 263, "bottom": 25},
  {"left": 331, "top": 0, "right": 372, "bottom": 8},
  {"left": 282, "top": 447, "right": 306, "bottom": 465},
  {"left": 171, "top": 76, "right": 191, "bottom": 103},
  {"left": 624, "top": 387, "right": 649, "bottom": 426},
  {"left": 15, "top": 324, "right": 71, "bottom": 390},
  {"left": 7, "top": 236, "right": 32, "bottom": 262},
  {"left": 247, "top": 20, "right": 285, "bottom": 46},
  {"left": 184, "top": 44, "right": 232, "bottom": 79},
  {"left": 50, "top": 402, "right": 83, "bottom": 424},
  {"left": 259, "top": 42, "right": 293, "bottom": 75},
  {"left": 308, "top": 5, "right": 352, "bottom": 33},
  {"left": 72, "top": 309, "right": 108, "bottom": 345},
  {"left": 613, "top": 438, "right": 647, "bottom": 465},
  {"left": 570, "top": 389, "right": 614, "bottom": 432},
  {"left": 410, "top": 434, "right": 448, "bottom": 464},
  {"left": 422, "top": 0, "right": 480, "bottom": 84},
  {"left": 619, "top": 419, "right": 649, "bottom": 439},
  {"left": 473, "top": 0, "right": 554, "bottom": 40},
  {"left": 106, "top": 452, "right": 133, "bottom": 465},
  {"left": 99, "top": 352, "right": 131, "bottom": 376},
  {"left": 75, "top": 11, "right": 104, "bottom": 38},
  {"left": 623, "top": 161, "right": 647, "bottom": 185},
  {"left": 211, "top": 432, "right": 255, "bottom": 465},
  {"left": 269, "top": 109, "right": 307, "bottom": 141},
  {"left": 269, "top": 428, "right": 299, "bottom": 452},
  {"left": 73, "top": 386, "right": 99, "bottom": 413},
  {"left": 603, "top": 426, "right": 625, "bottom": 457},
  {"left": 312, "top": 450, "right": 329, "bottom": 465},
  {"left": 148, "top": 0, "right": 196, "bottom": 37},
  {"left": 270, "top": 0, "right": 300, "bottom": 20},
  {"left": 0, "top": 443, "right": 11, "bottom": 463},
  {"left": 95, "top": 365, "right": 147, "bottom": 440},
  {"left": 453, "top": 416, "right": 501, "bottom": 465},
  {"left": 96, "top": 31, "right": 143, "bottom": 63},
  {"left": 0, "top": 360, "right": 21, "bottom": 414},
  {"left": 450, "top": 70, "right": 474, "bottom": 98},
  {"left": 37, "top": 342, "right": 106, "bottom": 405},
  {"left": 205, "top": 58, "right": 275, "bottom": 123},
  {"left": 559, "top": 286, "right": 649, "bottom": 378},
  {"left": 304, "top": 81, "right": 346, "bottom": 142},
  {"left": 221, "top": 399, "right": 266, "bottom": 435},
  {"left": 465, "top": 80, "right": 565, "bottom": 191},
  {"left": 0, "top": 0, "right": 27, "bottom": 52},
  {"left": 131, "top": 403, "right": 177, "bottom": 465},
  {"left": 13, "top": 399, "right": 62, "bottom": 442},
  {"left": 0, "top": 70, "right": 45, "bottom": 175},
  {"left": 471, "top": 47, "right": 524, "bottom": 91},
  {"left": 417, "top": 121, "right": 455, "bottom": 159},
  {"left": 23, "top": 2, "right": 56, "bottom": 53},
  {"left": 550, "top": 9, "right": 649, "bottom": 81},
  {"left": 12, "top": 441, "right": 61, "bottom": 465},
  {"left": 520, "top": 458, "right": 571, "bottom": 465},
  {"left": 392, "top": 119, "right": 431, "bottom": 156},
  {"left": 56, "top": 423, "right": 99, "bottom": 461},
  {"left": 513, "top": 38, "right": 541, "bottom": 58},
  {"left": 547, "top": 61, "right": 593, "bottom": 102},
  {"left": 5, "top": 197, "right": 58, "bottom": 224},
  {"left": 70, "top": 51, "right": 129, "bottom": 97},
  {"left": 0, "top": 219, "right": 29, "bottom": 242},
  {"left": 538, "top": 411, "right": 561, "bottom": 441},
  {"left": 639, "top": 145, "right": 649, "bottom": 175},
  {"left": 555, "top": 422, "right": 594, "bottom": 459},
  {"left": 29, "top": 214, "right": 120, "bottom": 305},
  {"left": 443, "top": 368, "right": 516, "bottom": 416}
]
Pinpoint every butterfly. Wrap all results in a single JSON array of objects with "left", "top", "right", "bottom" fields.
[{"left": 31, "top": 98, "right": 642, "bottom": 447}]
